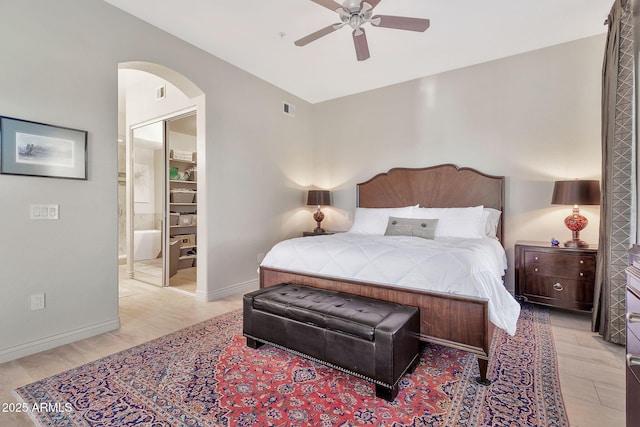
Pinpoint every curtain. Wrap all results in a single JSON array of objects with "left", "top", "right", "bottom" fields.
[{"left": 592, "top": 0, "right": 634, "bottom": 344}]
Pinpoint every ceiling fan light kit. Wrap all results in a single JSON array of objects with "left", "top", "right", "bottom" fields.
[{"left": 295, "top": 0, "right": 430, "bottom": 61}]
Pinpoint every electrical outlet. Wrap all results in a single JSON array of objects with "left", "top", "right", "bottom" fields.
[{"left": 30, "top": 293, "right": 45, "bottom": 311}]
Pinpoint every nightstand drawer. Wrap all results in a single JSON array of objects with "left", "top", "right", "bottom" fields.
[
  {"left": 627, "top": 283, "right": 640, "bottom": 341},
  {"left": 523, "top": 275, "right": 594, "bottom": 310},
  {"left": 524, "top": 251, "right": 595, "bottom": 278},
  {"left": 627, "top": 319, "right": 640, "bottom": 385}
]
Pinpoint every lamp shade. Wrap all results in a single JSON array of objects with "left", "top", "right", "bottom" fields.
[
  {"left": 307, "top": 190, "right": 331, "bottom": 206},
  {"left": 551, "top": 180, "right": 600, "bottom": 206}
]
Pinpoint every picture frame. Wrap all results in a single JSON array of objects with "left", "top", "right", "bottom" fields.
[{"left": 0, "top": 116, "right": 87, "bottom": 180}]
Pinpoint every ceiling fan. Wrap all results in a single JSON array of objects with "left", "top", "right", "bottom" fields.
[{"left": 295, "top": 0, "right": 430, "bottom": 61}]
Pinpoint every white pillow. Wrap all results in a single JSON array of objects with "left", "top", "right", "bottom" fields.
[
  {"left": 482, "top": 208, "right": 502, "bottom": 239},
  {"left": 412, "top": 206, "right": 484, "bottom": 239},
  {"left": 349, "top": 206, "right": 416, "bottom": 235}
]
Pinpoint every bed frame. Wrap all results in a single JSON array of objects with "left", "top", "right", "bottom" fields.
[{"left": 260, "top": 164, "right": 505, "bottom": 384}]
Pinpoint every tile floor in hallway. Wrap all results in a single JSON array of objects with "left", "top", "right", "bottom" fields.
[
  {"left": 0, "top": 277, "right": 627, "bottom": 426},
  {"left": 127, "top": 261, "right": 197, "bottom": 293}
]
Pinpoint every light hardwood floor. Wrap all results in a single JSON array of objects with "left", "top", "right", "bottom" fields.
[
  {"left": 0, "top": 277, "right": 626, "bottom": 426},
  {"left": 549, "top": 308, "right": 626, "bottom": 426}
]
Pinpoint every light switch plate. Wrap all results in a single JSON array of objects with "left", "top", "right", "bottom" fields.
[{"left": 30, "top": 204, "right": 59, "bottom": 220}]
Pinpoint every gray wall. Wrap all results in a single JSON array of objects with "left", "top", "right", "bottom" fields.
[
  {"left": 0, "top": 0, "right": 314, "bottom": 362},
  {"left": 312, "top": 35, "right": 605, "bottom": 290}
]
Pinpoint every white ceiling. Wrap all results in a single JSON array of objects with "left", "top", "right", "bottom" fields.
[{"left": 105, "top": 0, "right": 611, "bottom": 104}]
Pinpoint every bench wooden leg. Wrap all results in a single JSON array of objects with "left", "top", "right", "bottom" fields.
[
  {"left": 246, "top": 337, "right": 264, "bottom": 349},
  {"left": 375, "top": 384, "right": 398, "bottom": 402}
]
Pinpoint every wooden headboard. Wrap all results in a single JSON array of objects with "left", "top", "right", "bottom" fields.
[{"left": 357, "top": 164, "right": 505, "bottom": 242}]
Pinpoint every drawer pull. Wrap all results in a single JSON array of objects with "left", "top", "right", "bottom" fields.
[
  {"left": 627, "top": 354, "right": 640, "bottom": 367},
  {"left": 553, "top": 283, "right": 564, "bottom": 291},
  {"left": 580, "top": 260, "right": 584, "bottom": 264},
  {"left": 534, "top": 256, "right": 539, "bottom": 261},
  {"left": 580, "top": 272, "right": 584, "bottom": 277},
  {"left": 534, "top": 267, "right": 539, "bottom": 272},
  {"left": 626, "top": 312, "right": 640, "bottom": 323}
]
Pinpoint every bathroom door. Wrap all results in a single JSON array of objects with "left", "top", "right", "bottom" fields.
[{"left": 130, "top": 121, "right": 166, "bottom": 286}]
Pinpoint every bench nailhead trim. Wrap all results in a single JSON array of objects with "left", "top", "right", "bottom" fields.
[{"left": 244, "top": 333, "right": 419, "bottom": 389}]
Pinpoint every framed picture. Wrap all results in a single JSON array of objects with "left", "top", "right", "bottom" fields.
[{"left": 0, "top": 116, "right": 87, "bottom": 180}]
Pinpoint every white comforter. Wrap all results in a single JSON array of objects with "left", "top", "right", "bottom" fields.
[{"left": 260, "top": 233, "right": 521, "bottom": 336}]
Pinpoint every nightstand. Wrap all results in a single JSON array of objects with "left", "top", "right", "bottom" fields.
[
  {"left": 626, "top": 245, "right": 640, "bottom": 426},
  {"left": 302, "top": 231, "right": 337, "bottom": 237},
  {"left": 514, "top": 241, "right": 597, "bottom": 312}
]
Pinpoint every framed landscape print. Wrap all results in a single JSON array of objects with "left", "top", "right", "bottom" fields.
[{"left": 0, "top": 116, "right": 87, "bottom": 180}]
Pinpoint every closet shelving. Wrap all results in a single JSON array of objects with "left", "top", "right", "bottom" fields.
[{"left": 169, "top": 155, "right": 197, "bottom": 270}]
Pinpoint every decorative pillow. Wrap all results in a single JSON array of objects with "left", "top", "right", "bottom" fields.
[
  {"left": 349, "top": 206, "right": 416, "bottom": 235},
  {"left": 384, "top": 217, "right": 438, "bottom": 239},
  {"left": 412, "top": 206, "right": 484, "bottom": 239},
  {"left": 482, "top": 208, "right": 502, "bottom": 239}
]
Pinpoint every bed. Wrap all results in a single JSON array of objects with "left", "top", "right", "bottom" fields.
[{"left": 260, "top": 164, "right": 520, "bottom": 384}]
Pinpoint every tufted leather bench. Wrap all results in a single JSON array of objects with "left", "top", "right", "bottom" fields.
[{"left": 243, "top": 283, "right": 420, "bottom": 401}]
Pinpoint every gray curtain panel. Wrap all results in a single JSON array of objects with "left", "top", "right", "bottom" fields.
[{"left": 592, "top": 0, "right": 634, "bottom": 345}]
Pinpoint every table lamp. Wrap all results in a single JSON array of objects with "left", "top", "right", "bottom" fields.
[
  {"left": 306, "top": 190, "right": 331, "bottom": 233},
  {"left": 551, "top": 179, "right": 601, "bottom": 248}
]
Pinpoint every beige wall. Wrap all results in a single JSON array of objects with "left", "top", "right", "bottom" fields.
[
  {"left": 0, "top": 0, "right": 604, "bottom": 362},
  {"left": 312, "top": 35, "right": 605, "bottom": 290},
  {"left": 0, "top": 0, "right": 314, "bottom": 362}
]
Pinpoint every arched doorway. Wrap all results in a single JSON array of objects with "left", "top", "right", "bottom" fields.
[{"left": 118, "top": 62, "right": 207, "bottom": 299}]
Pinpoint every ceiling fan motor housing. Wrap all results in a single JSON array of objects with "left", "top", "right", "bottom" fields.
[
  {"left": 340, "top": 2, "right": 375, "bottom": 30},
  {"left": 343, "top": 0, "right": 362, "bottom": 13}
]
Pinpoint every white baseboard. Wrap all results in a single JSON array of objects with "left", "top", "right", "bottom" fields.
[
  {"left": 0, "top": 318, "right": 120, "bottom": 364},
  {"left": 196, "top": 278, "right": 259, "bottom": 301}
]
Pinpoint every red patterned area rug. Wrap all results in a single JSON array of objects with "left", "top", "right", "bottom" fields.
[{"left": 14, "top": 304, "right": 567, "bottom": 426}]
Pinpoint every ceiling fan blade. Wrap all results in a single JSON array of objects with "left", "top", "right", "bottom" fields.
[
  {"left": 372, "top": 15, "right": 430, "bottom": 32},
  {"left": 311, "top": 0, "right": 344, "bottom": 12},
  {"left": 352, "top": 28, "right": 370, "bottom": 61},
  {"left": 295, "top": 24, "right": 340, "bottom": 46},
  {"left": 362, "top": 0, "right": 382, "bottom": 9}
]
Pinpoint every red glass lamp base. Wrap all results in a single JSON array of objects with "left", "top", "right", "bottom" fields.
[
  {"left": 313, "top": 208, "right": 325, "bottom": 233},
  {"left": 563, "top": 207, "right": 589, "bottom": 248}
]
